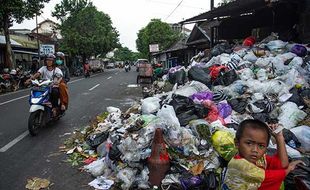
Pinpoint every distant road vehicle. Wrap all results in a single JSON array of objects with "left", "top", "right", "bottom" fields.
[
  {"left": 106, "top": 62, "right": 115, "bottom": 69},
  {"left": 89, "top": 59, "right": 104, "bottom": 72}
]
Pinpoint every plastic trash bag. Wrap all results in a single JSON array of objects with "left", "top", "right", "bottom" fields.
[
  {"left": 290, "top": 126, "right": 310, "bottom": 151},
  {"left": 217, "top": 101, "right": 232, "bottom": 119},
  {"left": 83, "top": 158, "right": 106, "bottom": 177},
  {"left": 243, "top": 51, "right": 258, "bottom": 63},
  {"left": 266, "top": 40, "right": 288, "bottom": 51},
  {"left": 175, "top": 81, "right": 210, "bottom": 97},
  {"left": 291, "top": 44, "right": 307, "bottom": 57},
  {"left": 188, "top": 119, "right": 212, "bottom": 140},
  {"left": 256, "top": 68, "right": 268, "bottom": 81},
  {"left": 170, "top": 94, "right": 195, "bottom": 114},
  {"left": 168, "top": 67, "right": 186, "bottom": 85},
  {"left": 239, "top": 68, "right": 255, "bottom": 81},
  {"left": 282, "top": 128, "right": 301, "bottom": 149},
  {"left": 141, "top": 97, "right": 161, "bottom": 114},
  {"left": 211, "top": 130, "right": 237, "bottom": 161},
  {"left": 278, "top": 102, "right": 307, "bottom": 129},
  {"left": 157, "top": 104, "right": 180, "bottom": 127},
  {"left": 188, "top": 66, "right": 211, "bottom": 86},
  {"left": 190, "top": 91, "right": 213, "bottom": 102},
  {"left": 228, "top": 98, "right": 248, "bottom": 114},
  {"left": 117, "top": 168, "right": 137, "bottom": 190},
  {"left": 86, "top": 131, "right": 109, "bottom": 148}
]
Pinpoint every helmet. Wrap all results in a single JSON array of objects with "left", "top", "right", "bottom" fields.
[
  {"left": 10, "top": 69, "right": 17, "bottom": 75},
  {"left": 56, "top": 52, "right": 65, "bottom": 58},
  {"left": 45, "top": 53, "right": 56, "bottom": 60},
  {"left": 3, "top": 68, "right": 9, "bottom": 73}
]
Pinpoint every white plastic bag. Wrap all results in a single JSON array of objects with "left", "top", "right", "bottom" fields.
[
  {"left": 243, "top": 51, "right": 258, "bottom": 63},
  {"left": 175, "top": 81, "right": 209, "bottom": 97},
  {"left": 266, "top": 40, "right": 288, "bottom": 51},
  {"left": 157, "top": 104, "right": 180, "bottom": 127},
  {"left": 278, "top": 102, "right": 307, "bottom": 129},
  {"left": 83, "top": 158, "right": 106, "bottom": 177},
  {"left": 239, "top": 68, "right": 255, "bottom": 81},
  {"left": 256, "top": 68, "right": 268, "bottom": 81},
  {"left": 290, "top": 126, "right": 310, "bottom": 151},
  {"left": 141, "top": 97, "right": 161, "bottom": 114}
]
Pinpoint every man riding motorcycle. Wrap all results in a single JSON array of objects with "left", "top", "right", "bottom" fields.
[
  {"left": 26, "top": 54, "right": 63, "bottom": 117},
  {"left": 55, "top": 52, "right": 70, "bottom": 111}
]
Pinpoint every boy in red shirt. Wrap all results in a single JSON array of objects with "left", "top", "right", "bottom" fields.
[{"left": 223, "top": 119, "right": 303, "bottom": 190}]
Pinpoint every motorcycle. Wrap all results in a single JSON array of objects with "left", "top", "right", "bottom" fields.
[
  {"left": 19, "top": 71, "right": 32, "bottom": 89},
  {"left": 0, "top": 73, "right": 13, "bottom": 93},
  {"left": 124, "top": 64, "right": 130, "bottom": 72},
  {"left": 28, "top": 79, "right": 64, "bottom": 136}
]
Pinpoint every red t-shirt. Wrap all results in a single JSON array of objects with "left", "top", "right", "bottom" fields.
[
  {"left": 233, "top": 154, "right": 286, "bottom": 190},
  {"left": 258, "top": 155, "right": 286, "bottom": 190}
]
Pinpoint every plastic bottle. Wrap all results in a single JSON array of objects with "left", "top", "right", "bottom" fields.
[{"left": 147, "top": 128, "right": 170, "bottom": 186}]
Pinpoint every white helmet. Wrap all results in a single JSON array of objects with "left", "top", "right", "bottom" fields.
[{"left": 10, "top": 69, "right": 17, "bottom": 75}]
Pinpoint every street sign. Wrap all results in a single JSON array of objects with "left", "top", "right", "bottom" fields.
[
  {"left": 149, "top": 44, "right": 159, "bottom": 53},
  {"left": 40, "top": 44, "right": 55, "bottom": 55}
]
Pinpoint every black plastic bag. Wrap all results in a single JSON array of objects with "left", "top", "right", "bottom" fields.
[
  {"left": 285, "top": 158, "right": 310, "bottom": 190},
  {"left": 177, "top": 109, "right": 199, "bottom": 126},
  {"left": 283, "top": 128, "right": 301, "bottom": 149},
  {"left": 228, "top": 98, "right": 248, "bottom": 114},
  {"left": 168, "top": 69, "right": 186, "bottom": 85},
  {"left": 289, "top": 87, "right": 306, "bottom": 107},
  {"left": 188, "top": 66, "right": 211, "bottom": 86},
  {"left": 108, "top": 144, "right": 122, "bottom": 161},
  {"left": 86, "top": 131, "right": 109, "bottom": 148},
  {"left": 213, "top": 70, "right": 238, "bottom": 86},
  {"left": 170, "top": 94, "right": 195, "bottom": 115}
]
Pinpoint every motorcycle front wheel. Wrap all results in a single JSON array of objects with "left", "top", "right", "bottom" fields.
[{"left": 28, "top": 110, "right": 43, "bottom": 136}]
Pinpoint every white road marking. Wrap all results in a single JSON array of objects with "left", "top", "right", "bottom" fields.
[
  {"left": 0, "top": 131, "right": 29, "bottom": 152},
  {"left": 89, "top": 84, "right": 100, "bottom": 91},
  {"left": 127, "top": 84, "right": 139, "bottom": 88},
  {"left": 107, "top": 76, "right": 112, "bottom": 79},
  {"left": 0, "top": 95, "right": 29, "bottom": 106}
]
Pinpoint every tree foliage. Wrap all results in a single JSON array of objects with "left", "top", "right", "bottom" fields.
[
  {"left": 136, "top": 19, "right": 180, "bottom": 59},
  {"left": 56, "top": 4, "right": 119, "bottom": 61},
  {"left": 52, "top": 0, "right": 89, "bottom": 23},
  {"left": 0, "top": 0, "right": 50, "bottom": 68},
  {"left": 113, "top": 47, "right": 136, "bottom": 62}
]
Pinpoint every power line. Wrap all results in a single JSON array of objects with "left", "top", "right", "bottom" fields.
[
  {"left": 165, "top": 0, "right": 184, "bottom": 21},
  {"left": 149, "top": 0, "right": 206, "bottom": 10}
]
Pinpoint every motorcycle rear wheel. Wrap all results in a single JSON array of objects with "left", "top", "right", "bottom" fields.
[{"left": 28, "top": 111, "right": 42, "bottom": 136}]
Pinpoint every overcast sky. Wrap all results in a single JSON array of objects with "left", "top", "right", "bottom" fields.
[{"left": 12, "top": 0, "right": 221, "bottom": 51}]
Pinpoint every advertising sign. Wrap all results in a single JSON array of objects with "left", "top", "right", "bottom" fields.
[{"left": 40, "top": 44, "right": 55, "bottom": 55}]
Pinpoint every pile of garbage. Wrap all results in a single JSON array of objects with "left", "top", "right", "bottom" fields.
[{"left": 62, "top": 35, "right": 310, "bottom": 190}]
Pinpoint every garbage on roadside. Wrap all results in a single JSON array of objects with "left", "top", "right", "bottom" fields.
[
  {"left": 62, "top": 35, "right": 310, "bottom": 189},
  {"left": 25, "top": 177, "right": 52, "bottom": 190}
]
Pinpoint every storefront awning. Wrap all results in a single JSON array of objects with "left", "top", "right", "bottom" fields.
[{"left": 13, "top": 50, "right": 38, "bottom": 55}]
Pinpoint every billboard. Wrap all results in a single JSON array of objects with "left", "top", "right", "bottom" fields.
[
  {"left": 149, "top": 44, "right": 159, "bottom": 53},
  {"left": 40, "top": 44, "right": 55, "bottom": 55}
]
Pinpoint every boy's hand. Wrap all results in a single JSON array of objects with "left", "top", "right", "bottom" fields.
[
  {"left": 285, "top": 160, "right": 305, "bottom": 175},
  {"left": 268, "top": 123, "right": 284, "bottom": 138}
]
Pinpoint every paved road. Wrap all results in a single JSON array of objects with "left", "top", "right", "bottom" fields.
[{"left": 0, "top": 68, "right": 142, "bottom": 189}]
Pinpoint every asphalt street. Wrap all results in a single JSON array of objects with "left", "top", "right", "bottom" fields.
[{"left": 0, "top": 67, "right": 142, "bottom": 189}]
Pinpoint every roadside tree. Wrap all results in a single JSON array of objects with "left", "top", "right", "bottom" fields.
[
  {"left": 136, "top": 19, "right": 180, "bottom": 59},
  {"left": 54, "top": 3, "right": 119, "bottom": 63},
  {"left": 0, "top": 0, "right": 50, "bottom": 69}
]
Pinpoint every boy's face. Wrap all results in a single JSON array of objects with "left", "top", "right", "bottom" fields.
[{"left": 236, "top": 127, "right": 268, "bottom": 164}]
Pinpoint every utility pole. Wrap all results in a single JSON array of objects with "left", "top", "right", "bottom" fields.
[
  {"left": 36, "top": 14, "right": 41, "bottom": 65},
  {"left": 210, "top": 0, "right": 215, "bottom": 48}
]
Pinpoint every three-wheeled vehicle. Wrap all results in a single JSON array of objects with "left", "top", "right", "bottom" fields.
[{"left": 136, "top": 59, "right": 153, "bottom": 84}]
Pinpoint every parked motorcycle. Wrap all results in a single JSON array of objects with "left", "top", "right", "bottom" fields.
[
  {"left": 28, "top": 79, "right": 64, "bottom": 136},
  {"left": 0, "top": 74, "right": 12, "bottom": 93},
  {"left": 19, "top": 71, "right": 32, "bottom": 89}
]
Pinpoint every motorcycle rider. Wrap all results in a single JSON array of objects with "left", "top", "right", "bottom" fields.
[
  {"left": 55, "top": 52, "right": 70, "bottom": 112},
  {"left": 26, "top": 54, "right": 63, "bottom": 117}
]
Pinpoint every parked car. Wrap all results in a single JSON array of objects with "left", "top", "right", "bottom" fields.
[{"left": 106, "top": 62, "right": 115, "bottom": 69}]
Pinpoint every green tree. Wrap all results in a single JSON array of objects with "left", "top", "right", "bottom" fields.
[
  {"left": 114, "top": 46, "right": 135, "bottom": 62},
  {"left": 56, "top": 4, "right": 119, "bottom": 62},
  {"left": 136, "top": 19, "right": 180, "bottom": 59},
  {"left": 52, "top": 0, "right": 89, "bottom": 23},
  {"left": 0, "top": 0, "right": 50, "bottom": 69}
]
